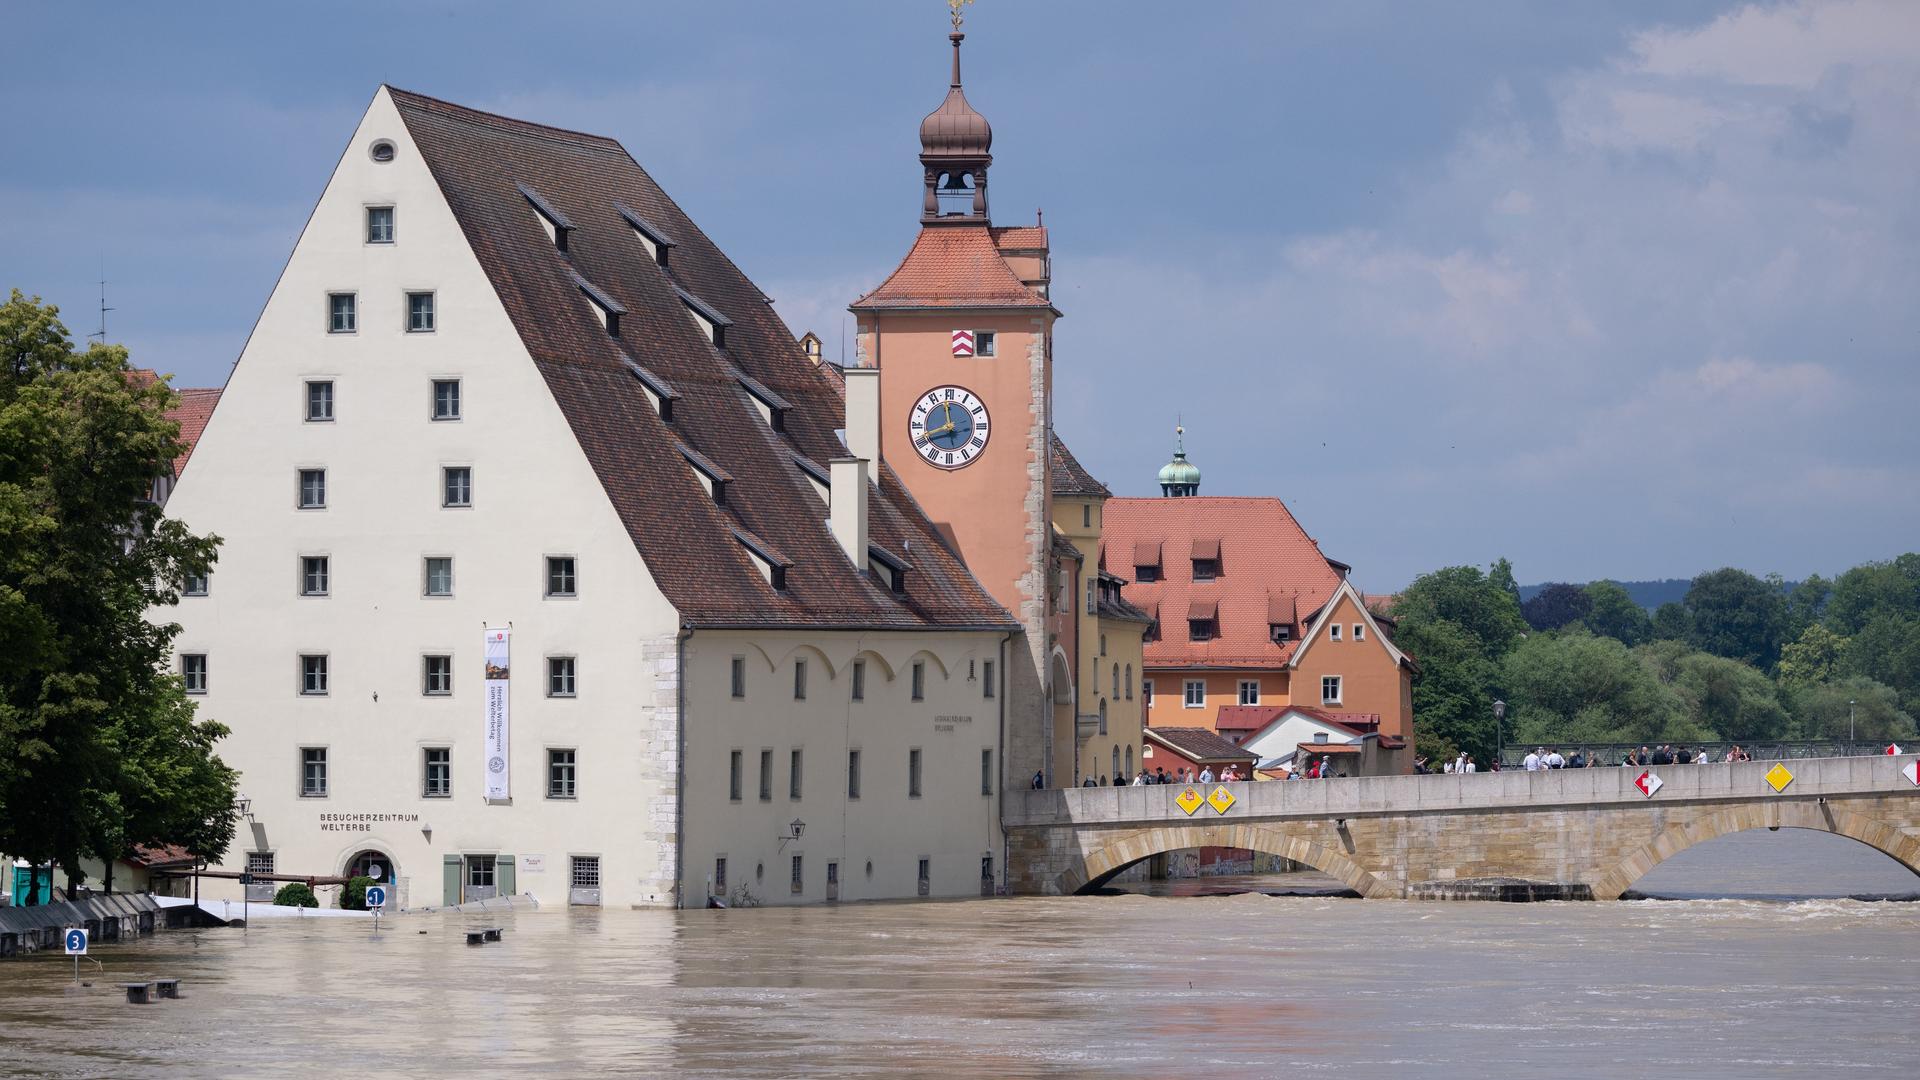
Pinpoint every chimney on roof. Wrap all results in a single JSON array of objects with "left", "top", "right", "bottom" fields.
[
  {"left": 828, "top": 457, "right": 870, "bottom": 571},
  {"left": 843, "top": 366, "right": 880, "bottom": 465}
]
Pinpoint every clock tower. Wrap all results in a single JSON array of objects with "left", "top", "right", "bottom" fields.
[{"left": 849, "top": 17, "right": 1062, "bottom": 783}]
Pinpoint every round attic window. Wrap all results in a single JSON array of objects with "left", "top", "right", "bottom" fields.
[{"left": 369, "top": 140, "right": 396, "bottom": 163}]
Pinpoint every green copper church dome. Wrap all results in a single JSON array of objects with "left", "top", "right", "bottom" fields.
[{"left": 1158, "top": 426, "right": 1201, "bottom": 496}]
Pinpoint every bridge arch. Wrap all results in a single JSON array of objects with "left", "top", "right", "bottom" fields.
[
  {"left": 1591, "top": 800, "right": 1920, "bottom": 900},
  {"left": 1058, "top": 822, "right": 1397, "bottom": 898}
]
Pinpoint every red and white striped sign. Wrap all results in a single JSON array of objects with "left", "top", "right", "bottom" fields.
[
  {"left": 1635, "top": 770, "right": 1663, "bottom": 798},
  {"left": 951, "top": 329, "right": 975, "bottom": 357},
  {"left": 1902, "top": 760, "right": 1918, "bottom": 787},
  {"left": 1886, "top": 742, "right": 1903, "bottom": 755}
]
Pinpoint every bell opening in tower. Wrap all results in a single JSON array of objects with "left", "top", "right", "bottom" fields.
[{"left": 935, "top": 170, "right": 978, "bottom": 217}]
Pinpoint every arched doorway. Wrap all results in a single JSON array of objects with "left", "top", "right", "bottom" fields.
[{"left": 345, "top": 849, "right": 396, "bottom": 886}]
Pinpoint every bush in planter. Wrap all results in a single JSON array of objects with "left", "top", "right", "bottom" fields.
[
  {"left": 273, "top": 882, "right": 319, "bottom": 908},
  {"left": 339, "top": 875, "right": 375, "bottom": 910}
]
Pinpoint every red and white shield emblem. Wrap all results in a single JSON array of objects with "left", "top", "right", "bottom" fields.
[
  {"left": 1902, "top": 760, "right": 1919, "bottom": 787},
  {"left": 1635, "top": 770, "right": 1663, "bottom": 798},
  {"left": 951, "top": 329, "right": 975, "bottom": 357}
]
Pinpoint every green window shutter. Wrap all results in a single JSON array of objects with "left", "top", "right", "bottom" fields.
[
  {"left": 496, "top": 854, "right": 516, "bottom": 897},
  {"left": 442, "top": 854, "right": 461, "bottom": 906}
]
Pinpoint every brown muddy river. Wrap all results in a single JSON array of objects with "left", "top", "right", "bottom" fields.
[{"left": 2, "top": 828, "right": 1915, "bottom": 1078}]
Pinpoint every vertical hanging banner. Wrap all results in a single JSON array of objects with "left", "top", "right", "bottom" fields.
[{"left": 484, "top": 626, "right": 511, "bottom": 801}]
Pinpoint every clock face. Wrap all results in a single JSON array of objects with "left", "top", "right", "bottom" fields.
[{"left": 908, "top": 386, "right": 991, "bottom": 470}]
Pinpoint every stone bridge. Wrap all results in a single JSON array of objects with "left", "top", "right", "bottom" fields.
[{"left": 1004, "top": 755, "right": 1920, "bottom": 899}]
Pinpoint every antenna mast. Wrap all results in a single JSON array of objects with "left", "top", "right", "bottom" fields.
[{"left": 88, "top": 257, "right": 113, "bottom": 346}]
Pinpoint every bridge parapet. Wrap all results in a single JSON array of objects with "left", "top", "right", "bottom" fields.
[{"left": 1008, "top": 754, "right": 1915, "bottom": 828}]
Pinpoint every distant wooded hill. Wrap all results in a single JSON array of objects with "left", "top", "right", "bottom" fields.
[{"left": 1520, "top": 579, "right": 1694, "bottom": 612}]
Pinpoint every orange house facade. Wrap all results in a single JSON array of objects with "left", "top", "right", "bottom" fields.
[{"left": 1102, "top": 492, "right": 1415, "bottom": 757}]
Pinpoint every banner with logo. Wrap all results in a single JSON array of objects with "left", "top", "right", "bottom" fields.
[{"left": 484, "top": 626, "right": 511, "bottom": 800}]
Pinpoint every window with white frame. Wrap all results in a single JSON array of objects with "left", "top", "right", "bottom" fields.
[
  {"left": 546, "top": 557, "right": 576, "bottom": 597},
  {"left": 1353, "top": 623, "right": 1366, "bottom": 641},
  {"left": 424, "top": 557, "right": 453, "bottom": 597},
  {"left": 1238, "top": 679, "right": 1260, "bottom": 706},
  {"left": 432, "top": 378, "right": 461, "bottom": 420},
  {"left": 182, "top": 653, "right": 208, "bottom": 694},
  {"left": 406, "top": 291, "right": 435, "bottom": 333},
  {"left": 300, "top": 654, "right": 329, "bottom": 695},
  {"left": 300, "top": 555, "right": 329, "bottom": 597},
  {"left": 547, "top": 656, "right": 576, "bottom": 698},
  {"left": 547, "top": 748, "right": 577, "bottom": 798},
  {"left": 1321, "top": 675, "right": 1343, "bottom": 704},
  {"left": 298, "top": 468, "right": 327, "bottom": 509},
  {"left": 442, "top": 466, "right": 472, "bottom": 508},
  {"left": 466, "top": 855, "right": 495, "bottom": 889},
  {"left": 327, "top": 293, "right": 356, "bottom": 333},
  {"left": 974, "top": 330, "right": 996, "bottom": 357},
  {"left": 306, "top": 380, "right": 334, "bottom": 422},
  {"left": 423, "top": 747, "right": 451, "bottom": 797},
  {"left": 366, "top": 206, "right": 394, "bottom": 244},
  {"left": 1183, "top": 679, "right": 1205, "bottom": 708},
  {"left": 183, "top": 570, "right": 209, "bottom": 596},
  {"left": 1329, "top": 624, "right": 1342, "bottom": 642},
  {"left": 423, "top": 654, "right": 452, "bottom": 696},
  {"left": 300, "top": 747, "right": 328, "bottom": 797}
]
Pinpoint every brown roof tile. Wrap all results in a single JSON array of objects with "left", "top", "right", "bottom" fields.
[
  {"left": 1144, "top": 726, "right": 1258, "bottom": 764},
  {"left": 990, "top": 225, "right": 1048, "bottom": 250},
  {"left": 168, "top": 388, "right": 221, "bottom": 477},
  {"left": 389, "top": 88, "right": 1014, "bottom": 632},
  {"left": 1049, "top": 432, "right": 1111, "bottom": 497},
  {"left": 850, "top": 224, "right": 1053, "bottom": 311}
]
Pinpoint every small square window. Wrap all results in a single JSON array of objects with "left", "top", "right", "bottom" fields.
[
  {"left": 974, "top": 330, "right": 996, "bottom": 357},
  {"left": 407, "top": 292, "right": 436, "bottom": 333},
  {"left": 909, "top": 748, "right": 923, "bottom": 798},
  {"left": 1330, "top": 624, "right": 1343, "bottom": 642},
  {"left": 1322, "top": 675, "right": 1343, "bottom": 705},
  {"left": 300, "top": 555, "right": 330, "bottom": 597},
  {"left": 546, "top": 557, "right": 577, "bottom": 597},
  {"left": 298, "top": 469, "right": 327, "bottom": 509},
  {"left": 306, "top": 380, "right": 334, "bottom": 422},
  {"left": 1135, "top": 565, "right": 1161, "bottom": 584},
  {"left": 300, "top": 748, "right": 328, "bottom": 797},
  {"left": 547, "top": 656, "right": 577, "bottom": 698},
  {"left": 1188, "top": 618, "right": 1217, "bottom": 642},
  {"left": 424, "top": 747, "right": 451, "bottom": 798},
  {"left": 911, "top": 661, "right": 926, "bottom": 702},
  {"left": 328, "top": 293, "right": 356, "bottom": 333},
  {"left": 183, "top": 571, "right": 209, "bottom": 597},
  {"left": 424, "top": 557, "right": 453, "bottom": 597},
  {"left": 423, "top": 654, "right": 452, "bottom": 696},
  {"left": 432, "top": 379, "right": 461, "bottom": 421},
  {"left": 547, "top": 748, "right": 577, "bottom": 799},
  {"left": 181, "top": 653, "right": 208, "bottom": 694},
  {"left": 442, "top": 466, "right": 472, "bottom": 508},
  {"left": 1183, "top": 680, "right": 1205, "bottom": 708},
  {"left": 366, "top": 206, "right": 394, "bottom": 244},
  {"left": 1353, "top": 623, "right": 1366, "bottom": 641},
  {"left": 1238, "top": 680, "right": 1260, "bottom": 706},
  {"left": 1193, "top": 558, "right": 1220, "bottom": 581},
  {"left": 300, "top": 654, "right": 329, "bottom": 696},
  {"left": 729, "top": 656, "right": 746, "bottom": 699},
  {"left": 570, "top": 855, "right": 600, "bottom": 890}
]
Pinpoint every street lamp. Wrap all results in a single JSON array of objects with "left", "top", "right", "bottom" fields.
[
  {"left": 1493, "top": 700, "right": 1506, "bottom": 765},
  {"left": 1849, "top": 698, "right": 1856, "bottom": 746}
]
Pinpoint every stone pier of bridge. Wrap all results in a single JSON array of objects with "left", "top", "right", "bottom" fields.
[{"left": 1004, "top": 755, "right": 1920, "bottom": 899}]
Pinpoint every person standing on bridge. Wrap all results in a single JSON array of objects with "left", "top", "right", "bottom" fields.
[
  {"left": 1198, "top": 766, "right": 1215, "bottom": 784},
  {"left": 1524, "top": 748, "right": 1542, "bottom": 771}
]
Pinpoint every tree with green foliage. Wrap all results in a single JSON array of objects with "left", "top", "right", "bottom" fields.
[
  {"left": 1776, "top": 623, "right": 1847, "bottom": 688},
  {"left": 0, "top": 290, "right": 234, "bottom": 898},
  {"left": 1651, "top": 601, "right": 1691, "bottom": 642},
  {"left": 1783, "top": 574, "right": 1831, "bottom": 638},
  {"left": 1663, "top": 649, "right": 1790, "bottom": 743},
  {"left": 1392, "top": 563, "right": 1528, "bottom": 763},
  {"left": 1788, "top": 677, "right": 1915, "bottom": 744},
  {"left": 1581, "top": 580, "right": 1652, "bottom": 646},
  {"left": 1502, "top": 631, "right": 1690, "bottom": 747},
  {"left": 1521, "top": 583, "right": 1591, "bottom": 632},
  {"left": 1683, "top": 567, "right": 1787, "bottom": 669},
  {"left": 1840, "top": 613, "right": 1920, "bottom": 713},
  {"left": 274, "top": 881, "right": 319, "bottom": 908},
  {"left": 340, "top": 875, "right": 375, "bottom": 910},
  {"left": 1824, "top": 556, "right": 1919, "bottom": 635}
]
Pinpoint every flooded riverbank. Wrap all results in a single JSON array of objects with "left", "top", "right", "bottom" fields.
[{"left": 1, "top": 829, "right": 1914, "bottom": 1078}]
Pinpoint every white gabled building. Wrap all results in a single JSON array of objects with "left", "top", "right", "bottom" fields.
[{"left": 163, "top": 87, "right": 1023, "bottom": 909}]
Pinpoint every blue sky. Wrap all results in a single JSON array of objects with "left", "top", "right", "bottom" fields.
[{"left": 5, "top": 1, "right": 1915, "bottom": 589}]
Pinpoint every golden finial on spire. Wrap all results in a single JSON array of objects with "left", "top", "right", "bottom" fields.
[{"left": 948, "top": 0, "right": 972, "bottom": 32}]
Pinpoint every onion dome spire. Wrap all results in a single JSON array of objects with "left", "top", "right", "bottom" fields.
[
  {"left": 918, "top": 3, "right": 993, "bottom": 221},
  {"left": 1158, "top": 421, "right": 1202, "bottom": 497}
]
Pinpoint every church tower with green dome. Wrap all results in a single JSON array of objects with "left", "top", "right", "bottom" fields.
[{"left": 1157, "top": 424, "right": 1202, "bottom": 497}]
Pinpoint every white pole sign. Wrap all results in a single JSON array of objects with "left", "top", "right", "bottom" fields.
[{"left": 484, "top": 626, "right": 511, "bottom": 801}]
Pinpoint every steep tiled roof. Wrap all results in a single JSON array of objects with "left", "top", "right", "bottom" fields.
[
  {"left": 1049, "top": 432, "right": 1111, "bottom": 497},
  {"left": 168, "top": 388, "right": 222, "bottom": 477},
  {"left": 990, "top": 225, "right": 1048, "bottom": 250},
  {"left": 850, "top": 224, "right": 1053, "bottom": 311},
  {"left": 390, "top": 88, "right": 1013, "bottom": 632},
  {"left": 1145, "top": 726, "right": 1258, "bottom": 764},
  {"left": 1105, "top": 496, "right": 1345, "bottom": 669}
]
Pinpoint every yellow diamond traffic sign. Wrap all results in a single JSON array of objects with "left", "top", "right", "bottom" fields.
[
  {"left": 1764, "top": 763, "right": 1794, "bottom": 792},
  {"left": 1175, "top": 786, "right": 1204, "bottom": 815},
  {"left": 1207, "top": 785, "right": 1237, "bottom": 814}
]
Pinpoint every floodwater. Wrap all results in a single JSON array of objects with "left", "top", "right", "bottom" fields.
[{"left": 2, "top": 829, "right": 1915, "bottom": 1078}]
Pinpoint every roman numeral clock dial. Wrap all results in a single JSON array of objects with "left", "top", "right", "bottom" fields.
[{"left": 908, "top": 386, "right": 991, "bottom": 470}]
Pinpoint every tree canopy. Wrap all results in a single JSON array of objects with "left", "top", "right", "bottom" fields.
[{"left": 0, "top": 290, "right": 235, "bottom": 892}]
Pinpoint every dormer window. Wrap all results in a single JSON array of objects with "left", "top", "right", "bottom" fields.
[
  {"left": 1133, "top": 541, "right": 1162, "bottom": 584},
  {"left": 1267, "top": 593, "right": 1296, "bottom": 646},
  {"left": 868, "top": 544, "right": 911, "bottom": 595},
  {"left": 623, "top": 355, "right": 679, "bottom": 422},
  {"left": 732, "top": 527, "right": 790, "bottom": 591},
  {"left": 517, "top": 183, "right": 574, "bottom": 252},
  {"left": 676, "top": 287, "right": 731, "bottom": 349},
  {"left": 615, "top": 202, "right": 676, "bottom": 267},
  {"left": 677, "top": 442, "right": 732, "bottom": 506},
  {"left": 1270, "top": 624, "right": 1292, "bottom": 644},
  {"left": 734, "top": 369, "right": 790, "bottom": 433},
  {"left": 791, "top": 454, "right": 830, "bottom": 503},
  {"left": 1187, "top": 599, "right": 1218, "bottom": 642},
  {"left": 570, "top": 272, "right": 624, "bottom": 337},
  {"left": 1192, "top": 538, "right": 1221, "bottom": 581}
]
